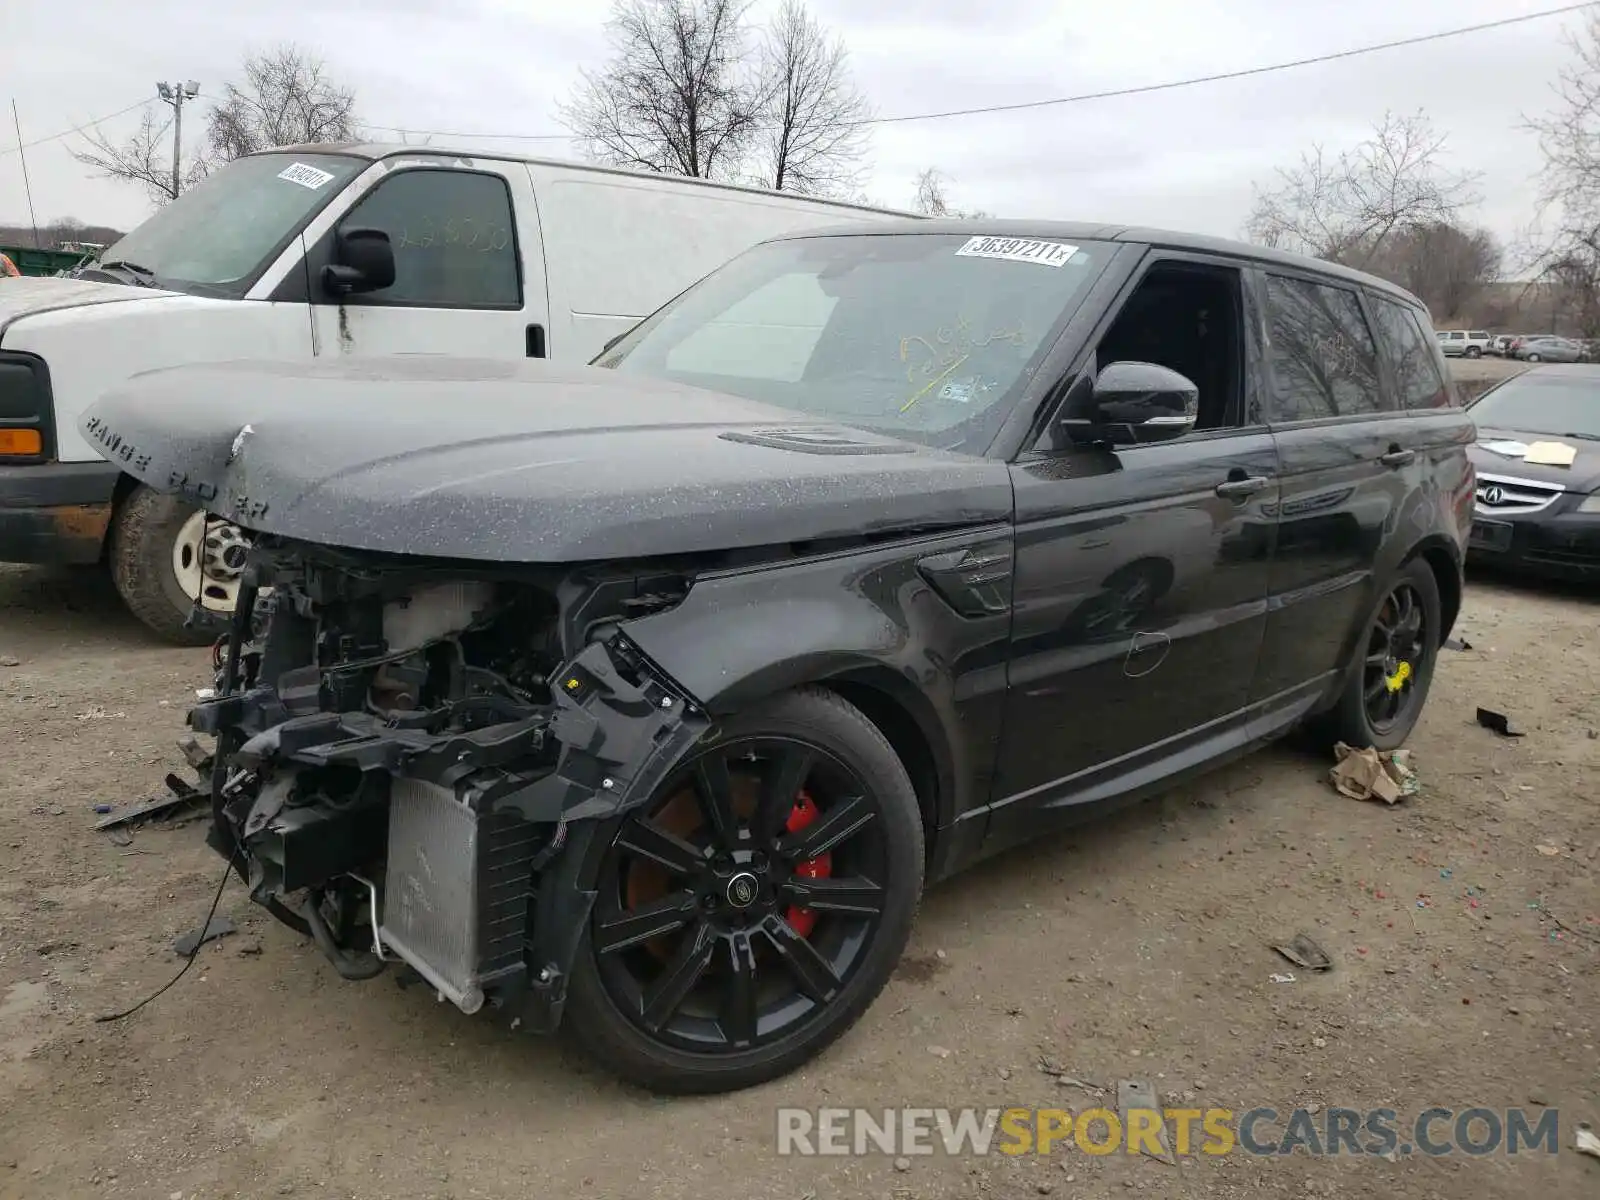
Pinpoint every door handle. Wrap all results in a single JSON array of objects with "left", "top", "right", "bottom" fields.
[
  {"left": 1379, "top": 447, "right": 1416, "bottom": 468},
  {"left": 525, "top": 324, "right": 547, "bottom": 358},
  {"left": 1215, "top": 475, "right": 1269, "bottom": 500}
]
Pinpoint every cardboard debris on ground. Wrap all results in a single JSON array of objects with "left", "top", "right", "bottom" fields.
[
  {"left": 1116, "top": 1079, "right": 1175, "bottom": 1164},
  {"left": 1329, "top": 742, "right": 1415, "bottom": 805}
]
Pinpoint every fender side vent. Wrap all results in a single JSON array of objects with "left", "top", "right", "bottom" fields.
[{"left": 917, "top": 539, "right": 1014, "bottom": 618}]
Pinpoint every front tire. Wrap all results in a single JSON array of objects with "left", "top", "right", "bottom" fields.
[
  {"left": 1323, "top": 558, "right": 1442, "bottom": 751},
  {"left": 1526, "top": 352, "right": 1543, "bottom": 362},
  {"left": 109, "top": 486, "right": 243, "bottom": 645},
  {"left": 565, "top": 687, "right": 925, "bottom": 1094},
  {"left": 1465, "top": 346, "right": 1482, "bottom": 359}
]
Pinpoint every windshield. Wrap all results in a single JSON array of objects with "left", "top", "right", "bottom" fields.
[
  {"left": 95, "top": 152, "right": 365, "bottom": 297},
  {"left": 1471, "top": 372, "right": 1600, "bottom": 439},
  {"left": 597, "top": 232, "right": 1112, "bottom": 455}
]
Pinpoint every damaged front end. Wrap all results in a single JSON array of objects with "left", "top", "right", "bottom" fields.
[{"left": 183, "top": 535, "right": 706, "bottom": 1031}]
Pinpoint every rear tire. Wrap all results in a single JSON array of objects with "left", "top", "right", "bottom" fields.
[
  {"left": 108, "top": 486, "right": 228, "bottom": 646},
  {"left": 564, "top": 687, "right": 925, "bottom": 1094},
  {"left": 1526, "top": 353, "right": 1542, "bottom": 362},
  {"left": 1322, "top": 558, "right": 1442, "bottom": 752}
]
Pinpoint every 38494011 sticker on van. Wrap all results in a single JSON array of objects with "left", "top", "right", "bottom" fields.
[{"left": 0, "top": 144, "right": 916, "bottom": 641}]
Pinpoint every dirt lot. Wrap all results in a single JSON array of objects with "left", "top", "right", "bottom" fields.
[
  {"left": 1450, "top": 357, "right": 1525, "bottom": 401},
  {"left": 0, "top": 562, "right": 1596, "bottom": 1200}
]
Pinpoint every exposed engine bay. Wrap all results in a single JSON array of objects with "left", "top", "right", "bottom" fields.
[{"left": 184, "top": 534, "right": 706, "bottom": 1029}]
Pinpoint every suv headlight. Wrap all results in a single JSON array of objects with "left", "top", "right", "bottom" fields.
[{"left": 1578, "top": 492, "right": 1600, "bottom": 514}]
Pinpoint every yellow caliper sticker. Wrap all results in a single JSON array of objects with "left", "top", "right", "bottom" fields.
[{"left": 1384, "top": 661, "right": 1413, "bottom": 693}]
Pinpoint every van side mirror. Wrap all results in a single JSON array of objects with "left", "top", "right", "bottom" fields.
[
  {"left": 1062, "top": 361, "right": 1199, "bottom": 446},
  {"left": 322, "top": 226, "right": 396, "bottom": 296}
]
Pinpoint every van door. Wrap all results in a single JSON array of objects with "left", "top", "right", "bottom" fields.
[
  {"left": 300, "top": 160, "right": 549, "bottom": 360},
  {"left": 1247, "top": 270, "right": 1432, "bottom": 705}
]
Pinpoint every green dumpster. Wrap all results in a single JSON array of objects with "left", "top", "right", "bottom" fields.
[{"left": 0, "top": 245, "right": 96, "bottom": 277}]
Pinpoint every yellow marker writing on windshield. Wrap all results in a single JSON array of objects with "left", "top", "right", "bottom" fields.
[{"left": 900, "top": 354, "right": 969, "bottom": 413}]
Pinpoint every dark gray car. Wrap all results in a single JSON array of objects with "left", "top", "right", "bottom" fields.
[{"left": 1467, "top": 364, "right": 1600, "bottom": 578}]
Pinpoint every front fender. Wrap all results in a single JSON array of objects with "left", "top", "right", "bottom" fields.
[{"left": 619, "top": 527, "right": 1015, "bottom": 843}]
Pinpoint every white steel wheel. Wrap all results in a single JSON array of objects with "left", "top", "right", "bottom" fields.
[{"left": 170, "top": 510, "right": 251, "bottom": 612}]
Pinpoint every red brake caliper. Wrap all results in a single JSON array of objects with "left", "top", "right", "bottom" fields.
[{"left": 783, "top": 791, "right": 832, "bottom": 938}]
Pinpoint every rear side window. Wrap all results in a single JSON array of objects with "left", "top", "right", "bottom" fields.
[
  {"left": 1263, "top": 274, "right": 1384, "bottom": 420},
  {"left": 338, "top": 169, "right": 521, "bottom": 308},
  {"left": 1370, "top": 298, "right": 1452, "bottom": 409}
]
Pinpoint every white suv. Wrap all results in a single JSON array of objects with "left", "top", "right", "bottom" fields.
[{"left": 1436, "top": 329, "right": 1493, "bottom": 358}]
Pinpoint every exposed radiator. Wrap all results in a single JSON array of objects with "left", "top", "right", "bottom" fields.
[{"left": 379, "top": 778, "right": 537, "bottom": 1012}]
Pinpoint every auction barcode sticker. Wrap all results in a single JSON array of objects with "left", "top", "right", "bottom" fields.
[
  {"left": 955, "top": 236, "right": 1078, "bottom": 267},
  {"left": 277, "top": 162, "right": 336, "bottom": 190}
]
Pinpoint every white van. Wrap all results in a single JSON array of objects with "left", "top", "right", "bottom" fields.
[{"left": 0, "top": 144, "right": 915, "bottom": 641}]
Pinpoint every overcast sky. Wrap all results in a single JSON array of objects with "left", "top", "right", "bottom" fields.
[{"left": 0, "top": 0, "right": 1579, "bottom": 260}]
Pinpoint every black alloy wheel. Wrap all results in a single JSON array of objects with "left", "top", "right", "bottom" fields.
[
  {"left": 1362, "top": 580, "right": 1428, "bottom": 734},
  {"left": 565, "top": 688, "right": 924, "bottom": 1094},
  {"left": 1325, "top": 557, "right": 1443, "bottom": 751}
]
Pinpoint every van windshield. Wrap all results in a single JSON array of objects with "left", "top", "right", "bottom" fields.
[
  {"left": 90, "top": 152, "right": 365, "bottom": 298},
  {"left": 597, "top": 232, "right": 1111, "bottom": 455}
]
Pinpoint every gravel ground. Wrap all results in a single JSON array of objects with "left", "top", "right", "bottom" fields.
[
  {"left": 0, "top": 562, "right": 1596, "bottom": 1200},
  {"left": 1450, "top": 357, "right": 1526, "bottom": 401}
]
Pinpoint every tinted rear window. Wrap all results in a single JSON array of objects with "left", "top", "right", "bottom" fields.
[
  {"left": 1370, "top": 297, "right": 1451, "bottom": 409},
  {"left": 1263, "top": 274, "right": 1384, "bottom": 420}
]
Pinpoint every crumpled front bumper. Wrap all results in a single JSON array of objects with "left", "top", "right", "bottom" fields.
[{"left": 191, "top": 633, "right": 707, "bottom": 1031}]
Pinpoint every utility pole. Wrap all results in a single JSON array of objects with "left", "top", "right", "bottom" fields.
[
  {"left": 10, "top": 99, "right": 40, "bottom": 247},
  {"left": 155, "top": 80, "right": 200, "bottom": 199}
]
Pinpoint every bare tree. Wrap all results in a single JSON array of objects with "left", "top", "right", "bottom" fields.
[
  {"left": 1372, "top": 222, "right": 1502, "bottom": 320},
  {"left": 205, "top": 45, "right": 359, "bottom": 164},
  {"left": 1245, "top": 111, "right": 1481, "bottom": 269},
  {"left": 1526, "top": 11, "right": 1600, "bottom": 336},
  {"left": 71, "top": 45, "right": 357, "bottom": 206},
  {"left": 912, "top": 167, "right": 989, "bottom": 218},
  {"left": 560, "top": 0, "right": 762, "bottom": 180},
  {"left": 752, "top": 0, "right": 871, "bottom": 195},
  {"left": 72, "top": 108, "right": 206, "bottom": 205}
]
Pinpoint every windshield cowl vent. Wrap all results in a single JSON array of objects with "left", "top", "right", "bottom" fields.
[{"left": 718, "top": 427, "right": 912, "bottom": 456}]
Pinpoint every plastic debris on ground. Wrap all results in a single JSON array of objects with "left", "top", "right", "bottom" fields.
[
  {"left": 1329, "top": 743, "right": 1417, "bottom": 804},
  {"left": 1273, "top": 932, "right": 1333, "bottom": 972},
  {"left": 1574, "top": 1125, "right": 1600, "bottom": 1159},
  {"left": 1475, "top": 707, "right": 1524, "bottom": 737},
  {"left": 172, "top": 916, "right": 236, "bottom": 957}
]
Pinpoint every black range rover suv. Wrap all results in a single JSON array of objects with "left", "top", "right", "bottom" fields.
[{"left": 82, "top": 220, "right": 1475, "bottom": 1094}]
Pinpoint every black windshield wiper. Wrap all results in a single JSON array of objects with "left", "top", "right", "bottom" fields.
[
  {"left": 1560, "top": 430, "right": 1600, "bottom": 442},
  {"left": 80, "top": 259, "right": 159, "bottom": 287}
]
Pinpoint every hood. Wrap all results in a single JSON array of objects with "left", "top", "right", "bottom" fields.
[
  {"left": 0, "top": 275, "right": 166, "bottom": 338},
  {"left": 80, "top": 356, "right": 1013, "bottom": 563},
  {"left": 1469, "top": 426, "right": 1600, "bottom": 493}
]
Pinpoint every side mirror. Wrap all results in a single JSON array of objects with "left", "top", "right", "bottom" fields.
[
  {"left": 322, "top": 226, "right": 395, "bottom": 296},
  {"left": 1065, "top": 360, "right": 1199, "bottom": 446}
]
